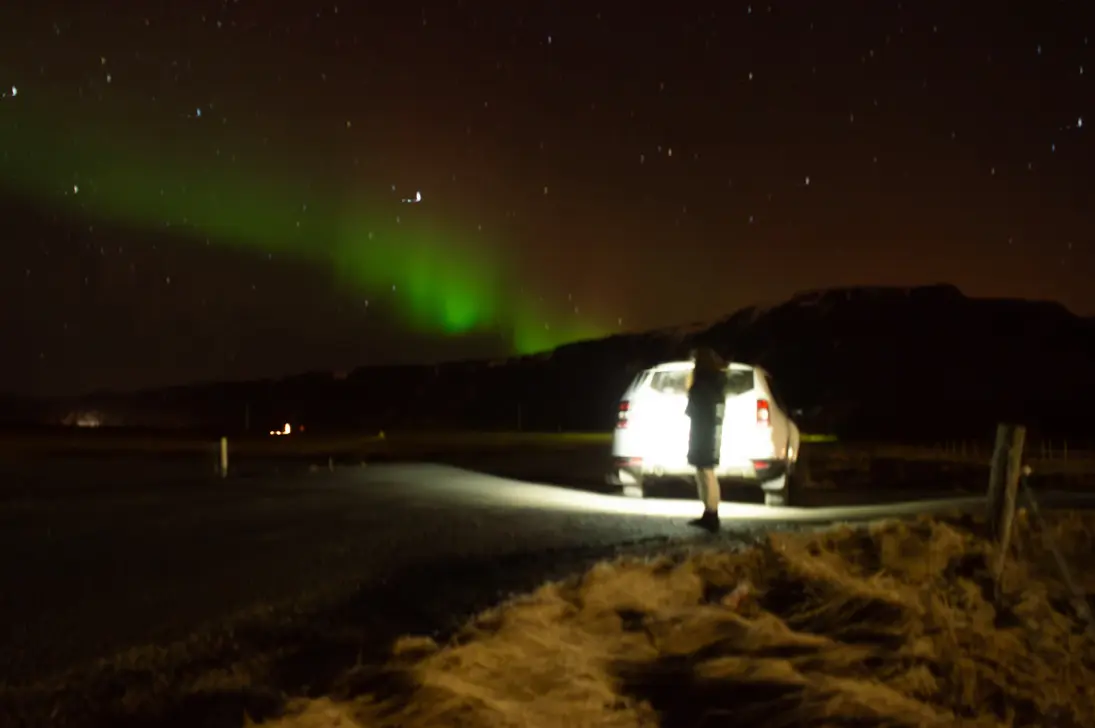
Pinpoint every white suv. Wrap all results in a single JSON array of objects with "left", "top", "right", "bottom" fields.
[{"left": 608, "top": 360, "right": 801, "bottom": 505}]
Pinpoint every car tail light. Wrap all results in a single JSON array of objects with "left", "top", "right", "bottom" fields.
[
  {"left": 756, "top": 398, "right": 771, "bottom": 426},
  {"left": 617, "top": 400, "right": 630, "bottom": 428}
]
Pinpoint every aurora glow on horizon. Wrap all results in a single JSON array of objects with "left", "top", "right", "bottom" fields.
[{"left": 0, "top": 82, "right": 608, "bottom": 356}]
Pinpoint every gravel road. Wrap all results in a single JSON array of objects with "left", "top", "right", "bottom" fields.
[{"left": 0, "top": 456, "right": 716, "bottom": 684}]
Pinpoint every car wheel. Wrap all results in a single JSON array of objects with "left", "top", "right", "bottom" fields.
[
  {"left": 607, "top": 469, "right": 645, "bottom": 498},
  {"left": 764, "top": 487, "right": 789, "bottom": 507},
  {"left": 761, "top": 464, "right": 796, "bottom": 507}
]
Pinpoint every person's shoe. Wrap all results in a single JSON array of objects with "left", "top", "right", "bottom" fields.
[{"left": 688, "top": 509, "right": 720, "bottom": 533}]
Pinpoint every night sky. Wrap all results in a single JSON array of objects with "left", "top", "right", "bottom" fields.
[{"left": 1, "top": 2, "right": 1092, "bottom": 396}]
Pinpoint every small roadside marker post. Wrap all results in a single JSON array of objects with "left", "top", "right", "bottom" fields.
[{"left": 220, "top": 436, "right": 229, "bottom": 478}]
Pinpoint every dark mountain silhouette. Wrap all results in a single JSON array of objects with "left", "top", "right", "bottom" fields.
[{"left": 8, "top": 284, "right": 1095, "bottom": 441}]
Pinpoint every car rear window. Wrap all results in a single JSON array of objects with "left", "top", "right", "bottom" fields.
[
  {"left": 724, "top": 369, "right": 755, "bottom": 396},
  {"left": 647, "top": 368, "right": 755, "bottom": 397},
  {"left": 649, "top": 370, "right": 690, "bottom": 395}
]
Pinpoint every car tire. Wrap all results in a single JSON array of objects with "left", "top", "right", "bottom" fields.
[
  {"left": 764, "top": 487, "right": 789, "bottom": 507},
  {"left": 608, "top": 469, "right": 645, "bottom": 498},
  {"left": 762, "top": 463, "right": 797, "bottom": 507}
]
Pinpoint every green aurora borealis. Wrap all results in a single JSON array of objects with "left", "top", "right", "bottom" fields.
[{"left": 0, "top": 85, "right": 608, "bottom": 356}]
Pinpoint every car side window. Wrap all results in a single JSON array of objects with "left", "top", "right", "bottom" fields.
[{"left": 762, "top": 372, "right": 790, "bottom": 411}]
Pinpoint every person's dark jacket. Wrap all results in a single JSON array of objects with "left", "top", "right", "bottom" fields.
[{"left": 686, "top": 367, "right": 727, "bottom": 468}]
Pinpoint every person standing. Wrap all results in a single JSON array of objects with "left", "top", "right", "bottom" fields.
[{"left": 686, "top": 347, "right": 727, "bottom": 532}]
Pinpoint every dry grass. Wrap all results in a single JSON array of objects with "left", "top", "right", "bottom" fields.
[
  {"left": 813, "top": 442, "right": 1095, "bottom": 477},
  {"left": 265, "top": 512, "right": 1095, "bottom": 728}
]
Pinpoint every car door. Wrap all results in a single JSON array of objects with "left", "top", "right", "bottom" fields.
[
  {"left": 645, "top": 370, "right": 692, "bottom": 466},
  {"left": 719, "top": 369, "right": 758, "bottom": 466}
]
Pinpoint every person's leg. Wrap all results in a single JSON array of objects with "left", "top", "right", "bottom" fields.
[
  {"left": 690, "top": 467, "right": 721, "bottom": 531},
  {"left": 693, "top": 467, "right": 708, "bottom": 504},
  {"left": 701, "top": 468, "right": 721, "bottom": 512}
]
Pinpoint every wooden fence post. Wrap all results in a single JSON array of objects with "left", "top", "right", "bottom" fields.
[{"left": 987, "top": 423, "right": 1026, "bottom": 585}]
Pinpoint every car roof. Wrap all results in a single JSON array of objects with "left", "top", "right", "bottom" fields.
[{"left": 648, "top": 360, "right": 755, "bottom": 373}]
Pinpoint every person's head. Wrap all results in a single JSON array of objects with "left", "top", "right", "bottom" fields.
[{"left": 691, "top": 346, "right": 725, "bottom": 374}]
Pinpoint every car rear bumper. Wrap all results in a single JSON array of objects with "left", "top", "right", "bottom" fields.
[{"left": 607, "top": 457, "right": 790, "bottom": 486}]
